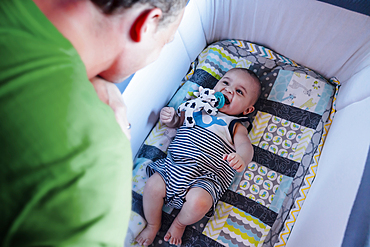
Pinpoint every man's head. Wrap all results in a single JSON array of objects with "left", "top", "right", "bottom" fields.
[
  {"left": 213, "top": 68, "right": 261, "bottom": 116},
  {"left": 33, "top": 0, "right": 186, "bottom": 82},
  {"left": 90, "top": 0, "right": 187, "bottom": 82}
]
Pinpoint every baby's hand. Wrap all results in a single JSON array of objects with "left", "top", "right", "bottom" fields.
[
  {"left": 160, "top": 107, "right": 179, "bottom": 127},
  {"left": 223, "top": 153, "right": 246, "bottom": 173}
]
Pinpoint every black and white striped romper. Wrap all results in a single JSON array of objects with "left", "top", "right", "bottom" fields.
[{"left": 147, "top": 111, "right": 251, "bottom": 216}]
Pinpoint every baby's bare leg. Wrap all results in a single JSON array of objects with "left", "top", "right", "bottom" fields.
[
  {"left": 164, "top": 187, "right": 213, "bottom": 246},
  {"left": 136, "top": 173, "right": 166, "bottom": 246}
]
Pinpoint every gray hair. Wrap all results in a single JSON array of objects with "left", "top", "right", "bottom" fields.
[{"left": 91, "top": 0, "right": 187, "bottom": 26}]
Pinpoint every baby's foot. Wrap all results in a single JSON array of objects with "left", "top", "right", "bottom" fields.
[
  {"left": 135, "top": 224, "right": 160, "bottom": 246},
  {"left": 164, "top": 218, "right": 186, "bottom": 246}
]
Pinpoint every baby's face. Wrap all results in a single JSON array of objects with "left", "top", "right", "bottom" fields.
[{"left": 214, "top": 69, "right": 258, "bottom": 116}]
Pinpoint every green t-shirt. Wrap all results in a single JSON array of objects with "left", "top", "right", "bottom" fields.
[{"left": 0, "top": 1, "right": 132, "bottom": 246}]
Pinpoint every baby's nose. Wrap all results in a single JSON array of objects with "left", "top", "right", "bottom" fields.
[{"left": 226, "top": 87, "right": 233, "bottom": 94}]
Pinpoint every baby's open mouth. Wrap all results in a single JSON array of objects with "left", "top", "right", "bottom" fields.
[{"left": 224, "top": 94, "right": 230, "bottom": 105}]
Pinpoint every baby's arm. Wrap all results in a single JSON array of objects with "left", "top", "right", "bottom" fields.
[
  {"left": 160, "top": 107, "right": 185, "bottom": 128},
  {"left": 223, "top": 123, "right": 254, "bottom": 172}
]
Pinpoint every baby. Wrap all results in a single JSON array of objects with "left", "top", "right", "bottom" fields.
[{"left": 136, "top": 68, "right": 261, "bottom": 246}]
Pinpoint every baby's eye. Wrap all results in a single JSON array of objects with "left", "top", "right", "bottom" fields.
[
  {"left": 236, "top": 89, "right": 243, "bottom": 95},
  {"left": 223, "top": 81, "right": 228, "bottom": 85}
]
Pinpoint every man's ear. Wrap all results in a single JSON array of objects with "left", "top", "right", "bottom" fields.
[
  {"left": 130, "top": 8, "right": 163, "bottom": 42},
  {"left": 243, "top": 106, "right": 255, "bottom": 115}
]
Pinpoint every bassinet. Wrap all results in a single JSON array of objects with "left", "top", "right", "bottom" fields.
[{"left": 122, "top": 1, "right": 370, "bottom": 246}]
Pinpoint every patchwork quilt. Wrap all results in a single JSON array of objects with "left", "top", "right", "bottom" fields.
[{"left": 125, "top": 40, "right": 339, "bottom": 247}]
